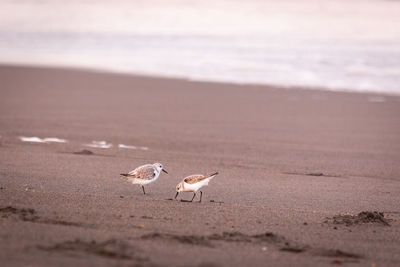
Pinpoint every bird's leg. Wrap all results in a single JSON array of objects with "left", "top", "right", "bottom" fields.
[
  {"left": 174, "top": 192, "right": 179, "bottom": 199},
  {"left": 199, "top": 191, "right": 203, "bottom": 203},
  {"left": 190, "top": 192, "right": 196, "bottom": 202},
  {"left": 141, "top": 186, "right": 146, "bottom": 195}
]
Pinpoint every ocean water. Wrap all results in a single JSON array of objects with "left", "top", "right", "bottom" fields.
[{"left": 0, "top": 0, "right": 400, "bottom": 94}]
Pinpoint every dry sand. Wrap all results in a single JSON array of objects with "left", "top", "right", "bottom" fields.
[{"left": 1, "top": 65, "right": 400, "bottom": 266}]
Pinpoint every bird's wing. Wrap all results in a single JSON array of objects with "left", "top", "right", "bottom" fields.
[
  {"left": 128, "top": 164, "right": 150, "bottom": 176},
  {"left": 184, "top": 174, "right": 207, "bottom": 184},
  {"left": 132, "top": 165, "right": 156, "bottom": 180},
  {"left": 183, "top": 172, "right": 218, "bottom": 184}
]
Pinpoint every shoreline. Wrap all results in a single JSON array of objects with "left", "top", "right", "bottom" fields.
[{"left": 1, "top": 62, "right": 399, "bottom": 97}]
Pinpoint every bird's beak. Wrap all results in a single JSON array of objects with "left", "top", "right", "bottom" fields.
[
  {"left": 162, "top": 169, "right": 168, "bottom": 174},
  {"left": 174, "top": 192, "right": 179, "bottom": 199}
]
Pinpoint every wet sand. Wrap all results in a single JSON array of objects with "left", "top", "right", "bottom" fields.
[{"left": 1, "top": 65, "right": 400, "bottom": 266}]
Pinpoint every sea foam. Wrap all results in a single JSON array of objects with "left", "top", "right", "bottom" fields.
[{"left": 19, "top": 136, "right": 67, "bottom": 143}]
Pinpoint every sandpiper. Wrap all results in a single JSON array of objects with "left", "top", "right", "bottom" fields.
[
  {"left": 174, "top": 172, "right": 218, "bottom": 202},
  {"left": 120, "top": 163, "right": 168, "bottom": 194}
]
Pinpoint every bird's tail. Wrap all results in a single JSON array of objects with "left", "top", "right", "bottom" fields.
[
  {"left": 120, "top": 173, "right": 129, "bottom": 177},
  {"left": 206, "top": 172, "right": 219, "bottom": 178}
]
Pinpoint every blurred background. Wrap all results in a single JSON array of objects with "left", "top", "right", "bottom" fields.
[{"left": 0, "top": 0, "right": 399, "bottom": 94}]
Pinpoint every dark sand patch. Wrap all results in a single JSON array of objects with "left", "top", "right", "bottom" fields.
[
  {"left": 325, "top": 211, "right": 391, "bottom": 226},
  {"left": 280, "top": 246, "right": 308, "bottom": 253},
  {"left": 141, "top": 233, "right": 213, "bottom": 247},
  {"left": 0, "top": 206, "right": 91, "bottom": 228},
  {"left": 141, "top": 231, "right": 306, "bottom": 253},
  {"left": 39, "top": 218, "right": 85, "bottom": 227},
  {"left": 73, "top": 149, "right": 94, "bottom": 155},
  {"left": 139, "top": 215, "right": 172, "bottom": 221},
  {"left": 209, "top": 232, "right": 309, "bottom": 253},
  {"left": 313, "top": 248, "right": 362, "bottom": 259},
  {"left": 140, "top": 232, "right": 287, "bottom": 248},
  {"left": 208, "top": 231, "right": 284, "bottom": 244},
  {"left": 0, "top": 206, "right": 38, "bottom": 221},
  {"left": 38, "top": 239, "right": 144, "bottom": 261},
  {"left": 283, "top": 172, "right": 341, "bottom": 178},
  {"left": 141, "top": 231, "right": 362, "bottom": 259},
  {"left": 306, "top": 172, "right": 324, "bottom": 176},
  {"left": 67, "top": 150, "right": 114, "bottom": 158},
  {"left": 210, "top": 200, "right": 225, "bottom": 204}
]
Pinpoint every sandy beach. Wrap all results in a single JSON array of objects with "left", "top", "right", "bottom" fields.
[{"left": 1, "top": 65, "right": 400, "bottom": 266}]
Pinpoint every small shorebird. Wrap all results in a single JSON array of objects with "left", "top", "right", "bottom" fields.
[
  {"left": 174, "top": 172, "right": 218, "bottom": 202},
  {"left": 120, "top": 163, "right": 168, "bottom": 195}
]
